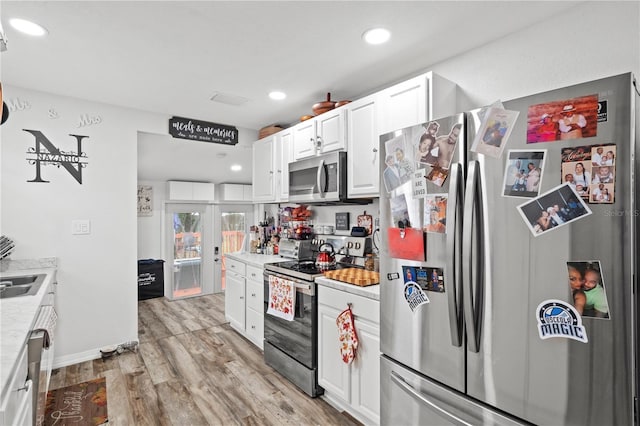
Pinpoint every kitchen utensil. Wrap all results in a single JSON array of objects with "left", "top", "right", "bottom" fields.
[
  {"left": 315, "top": 242, "right": 336, "bottom": 271},
  {"left": 312, "top": 92, "right": 335, "bottom": 116},
  {"left": 357, "top": 211, "right": 373, "bottom": 235}
]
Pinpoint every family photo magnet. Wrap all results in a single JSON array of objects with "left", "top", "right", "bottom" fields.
[{"left": 536, "top": 299, "right": 588, "bottom": 343}]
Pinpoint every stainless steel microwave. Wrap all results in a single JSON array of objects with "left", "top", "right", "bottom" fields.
[{"left": 288, "top": 151, "right": 348, "bottom": 203}]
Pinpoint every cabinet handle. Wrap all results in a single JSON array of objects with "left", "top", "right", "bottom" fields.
[
  {"left": 251, "top": 325, "right": 256, "bottom": 329},
  {"left": 269, "top": 170, "right": 274, "bottom": 175},
  {"left": 251, "top": 293, "right": 256, "bottom": 297},
  {"left": 18, "top": 380, "right": 32, "bottom": 392},
  {"left": 373, "top": 148, "right": 378, "bottom": 153},
  {"left": 316, "top": 136, "right": 323, "bottom": 148},
  {"left": 240, "top": 296, "right": 244, "bottom": 299}
]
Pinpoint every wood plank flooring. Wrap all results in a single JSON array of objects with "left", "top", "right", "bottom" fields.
[{"left": 48, "top": 293, "right": 361, "bottom": 426}]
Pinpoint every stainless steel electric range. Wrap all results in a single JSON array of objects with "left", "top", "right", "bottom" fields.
[
  {"left": 263, "top": 240, "right": 324, "bottom": 397},
  {"left": 262, "top": 237, "right": 372, "bottom": 398}
]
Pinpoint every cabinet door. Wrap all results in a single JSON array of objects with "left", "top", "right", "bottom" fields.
[
  {"left": 168, "top": 181, "right": 193, "bottom": 200},
  {"left": 350, "top": 317, "right": 381, "bottom": 424},
  {"left": 252, "top": 137, "right": 275, "bottom": 202},
  {"left": 225, "top": 272, "right": 245, "bottom": 331},
  {"left": 276, "top": 129, "right": 292, "bottom": 201},
  {"left": 378, "top": 74, "right": 428, "bottom": 135},
  {"left": 318, "top": 302, "right": 351, "bottom": 401},
  {"left": 293, "top": 119, "right": 317, "bottom": 160},
  {"left": 192, "top": 182, "right": 216, "bottom": 201},
  {"left": 245, "top": 307, "right": 264, "bottom": 350},
  {"left": 346, "top": 95, "right": 379, "bottom": 197},
  {"left": 317, "top": 109, "right": 345, "bottom": 154},
  {"left": 220, "top": 184, "right": 245, "bottom": 202}
]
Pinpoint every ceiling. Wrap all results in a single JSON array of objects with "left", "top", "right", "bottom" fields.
[{"left": 1, "top": 1, "right": 580, "bottom": 183}]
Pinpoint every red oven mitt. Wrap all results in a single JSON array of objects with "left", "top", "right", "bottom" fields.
[{"left": 336, "top": 306, "right": 359, "bottom": 364}]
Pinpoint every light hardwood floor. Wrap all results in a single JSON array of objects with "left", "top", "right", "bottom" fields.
[{"left": 49, "top": 293, "right": 361, "bottom": 426}]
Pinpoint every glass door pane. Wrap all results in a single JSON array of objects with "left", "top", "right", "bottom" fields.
[
  {"left": 214, "top": 204, "right": 253, "bottom": 292},
  {"left": 169, "top": 205, "right": 206, "bottom": 299},
  {"left": 221, "top": 212, "right": 246, "bottom": 291}
]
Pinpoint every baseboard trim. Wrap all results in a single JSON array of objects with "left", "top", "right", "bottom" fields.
[{"left": 52, "top": 348, "right": 102, "bottom": 369}]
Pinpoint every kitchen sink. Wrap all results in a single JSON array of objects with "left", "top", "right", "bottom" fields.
[{"left": 0, "top": 274, "right": 46, "bottom": 299}]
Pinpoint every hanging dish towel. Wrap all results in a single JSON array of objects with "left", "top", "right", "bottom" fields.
[
  {"left": 336, "top": 305, "right": 359, "bottom": 364},
  {"left": 267, "top": 275, "right": 296, "bottom": 321},
  {"left": 32, "top": 305, "right": 58, "bottom": 348}
]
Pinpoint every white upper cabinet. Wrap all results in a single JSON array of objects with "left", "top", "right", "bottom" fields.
[
  {"left": 346, "top": 94, "right": 379, "bottom": 198},
  {"left": 377, "top": 71, "right": 457, "bottom": 135},
  {"left": 167, "top": 181, "right": 216, "bottom": 201},
  {"left": 292, "top": 109, "right": 346, "bottom": 160},
  {"left": 252, "top": 136, "right": 275, "bottom": 202},
  {"left": 251, "top": 129, "right": 293, "bottom": 203},
  {"left": 216, "top": 184, "right": 253, "bottom": 203},
  {"left": 275, "top": 128, "right": 292, "bottom": 202}
]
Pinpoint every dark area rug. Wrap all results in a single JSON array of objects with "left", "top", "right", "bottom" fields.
[{"left": 43, "top": 377, "right": 108, "bottom": 425}]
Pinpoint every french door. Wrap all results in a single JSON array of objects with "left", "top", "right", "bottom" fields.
[
  {"left": 165, "top": 203, "right": 214, "bottom": 299},
  {"left": 214, "top": 204, "right": 254, "bottom": 292}
]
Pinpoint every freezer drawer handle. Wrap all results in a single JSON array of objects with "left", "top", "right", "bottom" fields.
[
  {"left": 446, "top": 162, "right": 463, "bottom": 347},
  {"left": 390, "top": 371, "right": 473, "bottom": 426}
]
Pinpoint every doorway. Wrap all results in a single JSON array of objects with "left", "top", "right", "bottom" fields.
[
  {"left": 166, "top": 203, "right": 214, "bottom": 299},
  {"left": 214, "top": 204, "right": 254, "bottom": 292}
]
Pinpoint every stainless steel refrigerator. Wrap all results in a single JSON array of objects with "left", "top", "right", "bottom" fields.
[{"left": 379, "top": 73, "right": 636, "bottom": 425}]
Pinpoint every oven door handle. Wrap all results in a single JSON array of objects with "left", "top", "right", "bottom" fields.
[{"left": 264, "top": 271, "right": 314, "bottom": 295}]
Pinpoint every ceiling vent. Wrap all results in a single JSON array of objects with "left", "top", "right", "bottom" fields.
[{"left": 210, "top": 92, "right": 249, "bottom": 106}]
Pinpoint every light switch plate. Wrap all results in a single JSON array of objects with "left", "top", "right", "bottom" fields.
[{"left": 71, "top": 219, "right": 91, "bottom": 235}]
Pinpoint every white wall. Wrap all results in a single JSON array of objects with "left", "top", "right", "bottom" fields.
[
  {"left": 1, "top": 86, "right": 166, "bottom": 367},
  {"left": 428, "top": 2, "right": 639, "bottom": 112},
  {"left": 137, "top": 180, "right": 166, "bottom": 260}
]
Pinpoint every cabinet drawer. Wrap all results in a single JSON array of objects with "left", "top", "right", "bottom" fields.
[
  {"left": 246, "top": 279, "right": 264, "bottom": 312},
  {"left": 318, "top": 285, "right": 379, "bottom": 324},
  {"left": 246, "top": 265, "right": 263, "bottom": 283},
  {"left": 246, "top": 307, "right": 264, "bottom": 347},
  {"left": 226, "top": 258, "right": 246, "bottom": 276}
]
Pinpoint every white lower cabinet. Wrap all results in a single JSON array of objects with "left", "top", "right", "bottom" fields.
[
  {"left": 224, "top": 258, "right": 265, "bottom": 349},
  {"left": 225, "top": 265, "right": 246, "bottom": 331},
  {"left": 245, "top": 273, "right": 265, "bottom": 349},
  {"left": 0, "top": 345, "right": 32, "bottom": 426},
  {"left": 318, "top": 285, "right": 380, "bottom": 425}
]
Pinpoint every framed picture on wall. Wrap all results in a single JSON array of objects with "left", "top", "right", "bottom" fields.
[{"left": 137, "top": 185, "right": 153, "bottom": 216}]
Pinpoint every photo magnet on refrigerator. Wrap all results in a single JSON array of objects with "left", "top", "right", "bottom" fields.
[{"left": 536, "top": 299, "right": 588, "bottom": 343}]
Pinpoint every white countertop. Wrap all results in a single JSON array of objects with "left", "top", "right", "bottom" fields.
[
  {"left": 0, "top": 259, "right": 57, "bottom": 398},
  {"left": 225, "top": 252, "right": 288, "bottom": 268},
  {"left": 316, "top": 276, "right": 380, "bottom": 301}
]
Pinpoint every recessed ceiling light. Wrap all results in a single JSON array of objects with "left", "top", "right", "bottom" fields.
[
  {"left": 362, "top": 28, "right": 390, "bottom": 45},
  {"left": 269, "top": 91, "right": 286, "bottom": 101},
  {"left": 9, "top": 18, "right": 48, "bottom": 36},
  {"left": 231, "top": 164, "right": 242, "bottom": 172}
]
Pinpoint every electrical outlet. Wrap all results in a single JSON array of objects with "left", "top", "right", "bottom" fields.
[{"left": 71, "top": 219, "right": 91, "bottom": 235}]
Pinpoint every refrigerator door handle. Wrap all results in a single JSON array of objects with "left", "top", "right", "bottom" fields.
[
  {"left": 390, "top": 371, "right": 474, "bottom": 426},
  {"left": 446, "top": 162, "right": 464, "bottom": 347},
  {"left": 462, "top": 160, "right": 484, "bottom": 353}
]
